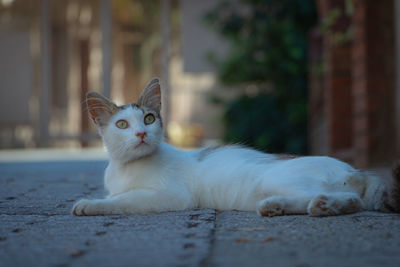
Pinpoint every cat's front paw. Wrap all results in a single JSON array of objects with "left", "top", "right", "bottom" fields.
[
  {"left": 257, "top": 198, "right": 284, "bottom": 217},
  {"left": 72, "top": 199, "right": 100, "bottom": 216}
]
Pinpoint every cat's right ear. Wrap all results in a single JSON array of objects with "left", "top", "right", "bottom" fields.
[{"left": 86, "top": 92, "right": 118, "bottom": 126}]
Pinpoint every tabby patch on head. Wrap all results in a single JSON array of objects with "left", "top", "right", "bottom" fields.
[{"left": 86, "top": 78, "right": 164, "bottom": 162}]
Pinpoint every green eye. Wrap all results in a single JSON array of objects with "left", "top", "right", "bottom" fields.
[
  {"left": 144, "top": 114, "right": 156, "bottom": 125},
  {"left": 116, "top": 120, "right": 129, "bottom": 129}
]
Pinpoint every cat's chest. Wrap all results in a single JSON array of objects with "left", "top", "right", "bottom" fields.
[{"left": 104, "top": 161, "right": 165, "bottom": 195}]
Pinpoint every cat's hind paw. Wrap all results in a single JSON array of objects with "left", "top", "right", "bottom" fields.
[
  {"left": 307, "top": 193, "right": 362, "bottom": 216},
  {"left": 257, "top": 197, "right": 284, "bottom": 217},
  {"left": 307, "top": 195, "right": 336, "bottom": 216}
]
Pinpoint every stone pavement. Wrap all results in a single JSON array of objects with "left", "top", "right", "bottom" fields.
[{"left": 1, "top": 149, "right": 400, "bottom": 267}]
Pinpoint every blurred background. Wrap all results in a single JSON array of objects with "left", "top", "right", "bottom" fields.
[{"left": 0, "top": 0, "right": 399, "bottom": 168}]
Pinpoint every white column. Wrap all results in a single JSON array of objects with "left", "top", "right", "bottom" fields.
[
  {"left": 395, "top": 0, "right": 400, "bottom": 155},
  {"left": 39, "top": 0, "right": 51, "bottom": 146},
  {"left": 100, "top": 0, "right": 112, "bottom": 98},
  {"left": 161, "top": 0, "right": 171, "bottom": 137}
]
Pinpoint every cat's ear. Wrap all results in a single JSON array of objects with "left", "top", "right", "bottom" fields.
[
  {"left": 86, "top": 92, "right": 119, "bottom": 126},
  {"left": 139, "top": 78, "right": 161, "bottom": 113}
]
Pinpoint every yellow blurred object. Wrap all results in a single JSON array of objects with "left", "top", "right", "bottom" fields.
[{"left": 168, "top": 122, "right": 204, "bottom": 148}]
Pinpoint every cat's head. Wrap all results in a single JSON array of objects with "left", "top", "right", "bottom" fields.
[{"left": 86, "top": 78, "right": 163, "bottom": 163}]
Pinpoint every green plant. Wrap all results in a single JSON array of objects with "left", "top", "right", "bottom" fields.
[
  {"left": 206, "top": 0, "right": 316, "bottom": 154},
  {"left": 320, "top": 0, "right": 354, "bottom": 45}
]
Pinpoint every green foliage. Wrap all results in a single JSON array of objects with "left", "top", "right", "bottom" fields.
[
  {"left": 320, "top": 0, "right": 354, "bottom": 45},
  {"left": 205, "top": 0, "right": 316, "bottom": 154},
  {"left": 224, "top": 94, "right": 307, "bottom": 154}
]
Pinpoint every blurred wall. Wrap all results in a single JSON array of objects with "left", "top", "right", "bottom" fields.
[
  {"left": 0, "top": 31, "right": 32, "bottom": 125},
  {"left": 168, "top": 0, "right": 231, "bottom": 146},
  {"left": 181, "top": 0, "right": 228, "bottom": 73},
  {"left": 0, "top": 0, "right": 231, "bottom": 149},
  {"left": 309, "top": 0, "right": 399, "bottom": 168}
]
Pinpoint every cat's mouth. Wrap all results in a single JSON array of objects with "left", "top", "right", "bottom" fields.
[{"left": 135, "top": 140, "right": 148, "bottom": 148}]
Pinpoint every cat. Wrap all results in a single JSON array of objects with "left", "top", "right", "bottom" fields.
[{"left": 72, "top": 78, "right": 400, "bottom": 217}]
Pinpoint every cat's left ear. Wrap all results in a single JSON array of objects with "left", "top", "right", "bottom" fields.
[{"left": 139, "top": 78, "right": 161, "bottom": 113}]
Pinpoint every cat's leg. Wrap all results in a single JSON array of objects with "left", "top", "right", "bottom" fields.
[
  {"left": 307, "top": 192, "right": 363, "bottom": 216},
  {"left": 72, "top": 189, "right": 193, "bottom": 216},
  {"left": 256, "top": 195, "right": 312, "bottom": 217}
]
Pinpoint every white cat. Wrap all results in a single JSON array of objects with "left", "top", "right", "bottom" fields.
[{"left": 72, "top": 78, "right": 400, "bottom": 217}]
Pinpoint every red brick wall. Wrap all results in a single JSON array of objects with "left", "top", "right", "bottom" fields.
[
  {"left": 310, "top": 0, "right": 397, "bottom": 168},
  {"left": 311, "top": 0, "right": 354, "bottom": 162},
  {"left": 309, "top": 28, "right": 328, "bottom": 155},
  {"left": 352, "top": 0, "right": 396, "bottom": 167}
]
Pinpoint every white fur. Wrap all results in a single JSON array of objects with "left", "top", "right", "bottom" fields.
[{"left": 73, "top": 104, "right": 389, "bottom": 217}]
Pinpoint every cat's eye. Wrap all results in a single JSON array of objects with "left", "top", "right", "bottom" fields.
[
  {"left": 115, "top": 120, "right": 129, "bottom": 129},
  {"left": 144, "top": 114, "right": 156, "bottom": 125}
]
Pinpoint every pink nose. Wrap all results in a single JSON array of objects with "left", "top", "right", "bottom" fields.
[{"left": 136, "top": 132, "right": 147, "bottom": 139}]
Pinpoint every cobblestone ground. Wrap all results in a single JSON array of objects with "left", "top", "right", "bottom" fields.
[{"left": 1, "top": 150, "right": 400, "bottom": 267}]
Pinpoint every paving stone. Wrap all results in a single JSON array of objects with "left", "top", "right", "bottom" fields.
[{"left": 205, "top": 211, "right": 400, "bottom": 266}]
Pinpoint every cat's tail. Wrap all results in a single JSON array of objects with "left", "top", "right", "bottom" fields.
[
  {"left": 362, "top": 162, "right": 400, "bottom": 213},
  {"left": 386, "top": 161, "right": 400, "bottom": 212},
  {"left": 362, "top": 173, "right": 389, "bottom": 211}
]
